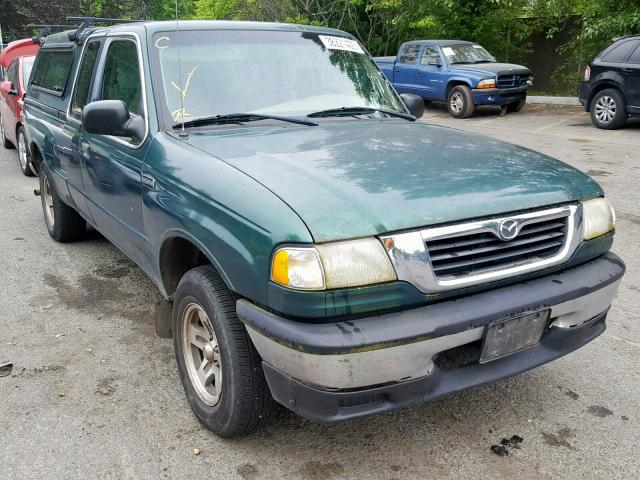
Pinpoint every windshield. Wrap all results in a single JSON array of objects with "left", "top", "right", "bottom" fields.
[
  {"left": 442, "top": 44, "right": 495, "bottom": 64},
  {"left": 151, "top": 29, "right": 405, "bottom": 126},
  {"left": 22, "top": 56, "right": 35, "bottom": 88}
]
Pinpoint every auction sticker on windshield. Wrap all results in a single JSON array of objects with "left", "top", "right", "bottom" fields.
[{"left": 319, "top": 35, "right": 364, "bottom": 54}]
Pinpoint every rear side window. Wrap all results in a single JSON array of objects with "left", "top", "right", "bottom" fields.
[
  {"left": 603, "top": 40, "right": 639, "bottom": 63},
  {"left": 400, "top": 45, "right": 421, "bottom": 64},
  {"left": 101, "top": 40, "right": 143, "bottom": 116},
  {"left": 31, "top": 49, "right": 74, "bottom": 96},
  {"left": 71, "top": 41, "right": 101, "bottom": 120}
]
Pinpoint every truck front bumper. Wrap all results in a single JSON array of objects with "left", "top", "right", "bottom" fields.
[
  {"left": 471, "top": 85, "right": 528, "bottom": 106},
  {"left": 236, "top": 253, "right": 624, "bottom": 423}
]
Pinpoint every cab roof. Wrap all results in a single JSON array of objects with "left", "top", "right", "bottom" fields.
[{"left": 403, "top": 39, "right": 475, "bottom": 47}]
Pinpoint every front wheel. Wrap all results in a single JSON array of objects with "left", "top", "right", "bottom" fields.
[
  {"left": 39, "top": 166, "right": 86, "bottom": 242},
  {"left": 590, "top": 89, "right": 627, "bottom": 129},
  {"left": 17, "top": 126, "right": 35, "bottom": 176},
  {"left": 173, "top": 266, "right": 276, "bottom": 438},
  {"left": 507, "top": 97, "right": 526, "bottom": 113},
  {"left": 447, "top": 85, "right": 475, "bottom": 118}
]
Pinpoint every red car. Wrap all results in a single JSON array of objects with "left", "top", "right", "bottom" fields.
[{"left": 0, "top": 39, "right": 39, "bottom": 175}]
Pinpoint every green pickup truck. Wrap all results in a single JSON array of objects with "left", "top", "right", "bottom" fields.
[{"left": 24, "top": 20, "right": 624, "bottom": 437}]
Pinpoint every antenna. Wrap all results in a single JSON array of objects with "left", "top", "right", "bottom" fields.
[{"left": 175, "top": 0, "right": 186, "bottom": 136}]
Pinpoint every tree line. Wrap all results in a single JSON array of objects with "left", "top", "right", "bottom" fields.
[{"left": 1, "top": 0, "right": 638, "bottom": 93}]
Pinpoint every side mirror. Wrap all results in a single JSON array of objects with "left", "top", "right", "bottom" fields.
[
  {"left": 428, "top": 58, "right": 442, "bottom": 67},
  {"left": 400, "top": 93, "right": 425, "bottom": 118},
  {"left": 82, "top": 100, "right": 144, "bottom": 141}
]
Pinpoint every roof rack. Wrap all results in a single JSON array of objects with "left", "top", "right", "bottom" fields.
[
  {"left": 27, "top": 24, "right": 77, "bottom": 45},
  {"left": 66, "top": 17, "right": 143, "bottom": 43}
]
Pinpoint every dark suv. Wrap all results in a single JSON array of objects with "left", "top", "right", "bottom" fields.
[{"left": 580, "top": 35, "right": 640, "bottom": 129}]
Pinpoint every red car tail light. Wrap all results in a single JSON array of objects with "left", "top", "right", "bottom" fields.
[{"left": 584, "top": 65, "right": 591, "bottom": 81}]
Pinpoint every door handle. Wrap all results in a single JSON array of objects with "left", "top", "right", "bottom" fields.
[
  {"left": 141, "top": 173, "right": 157, "bottom": 189},
  {"left": 622, "top": 68, "right": 634, "bottom": 73}
]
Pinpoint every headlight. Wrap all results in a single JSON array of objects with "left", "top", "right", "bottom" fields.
[
  {"left": 271, "top": 238, "right": 397, "bottom": 290},
  {"left": 582, "top": 197, "right": 615, "bottom": 240},
  {"left": 477, "top": 78, "right": 496, "bottom": 89}
]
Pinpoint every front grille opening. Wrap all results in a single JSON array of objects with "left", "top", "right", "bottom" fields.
[
  {"left": 426, "top": 216, "right": 568, "bottom": 279},
  {"left": 434, "top": 340, "right": 483, "bottom": 371},
  {"left": 497, "top": 73, "right": 530, "bottom": 88}
]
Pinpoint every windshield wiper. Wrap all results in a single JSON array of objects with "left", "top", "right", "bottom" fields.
[
  {"left": 307, "top": 106, "right": 415, "bottom": 121},
  {"left": 172, "top": 113, "right": 318, "bottom": 129}
]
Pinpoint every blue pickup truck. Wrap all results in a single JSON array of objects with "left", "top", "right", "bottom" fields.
[{"left": 375, "top": 40, "right": 533, "bottom": 118}]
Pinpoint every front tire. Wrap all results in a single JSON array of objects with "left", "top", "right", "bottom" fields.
[
  {"left": 173, "top": 266, "right": 276, "bottom": 438},
  {"left": 507, "top": 96, "right": 526, "bottom": 113},
  {"left": 447, "top": 85, "right": 474, "bottom": 118},
  {"left": 17, "top": 126, "right": 35, "bottom": 176},
  {"left": 39, "top": 166, "right": 86, "bottom": 242},
  {"left": 590, "top": 89, "right": 627, "bottom": 130}
]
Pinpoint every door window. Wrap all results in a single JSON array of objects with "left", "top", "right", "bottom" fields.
[
  {"left": 421, "top": 47, "right": 441, "bottom": 65},
  {"left": 101, "top": 40, "right": 144, "bottom": 117},
  {"left": 628, "top": 44, "right": 640, "bottom": 64},
  {"left": 71, "top": 41, "right": 101, "bottom": 120},
  {"left": 7, "top": 60, "right": 18, "bottom": 85},
  {"left": 399, "top": 45, "right": 421, "bottom": 64},
  {"left": 21, "top": 57, "right": 35, "bottom": 88}
]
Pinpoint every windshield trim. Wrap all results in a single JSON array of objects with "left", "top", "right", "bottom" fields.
[{"left": 149, "top": 28, "right": 409, "bottom": 131}]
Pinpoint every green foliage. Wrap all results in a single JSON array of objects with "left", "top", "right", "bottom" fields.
[{"left": 1, "top": 0, "right": 638, "bottom": 94}]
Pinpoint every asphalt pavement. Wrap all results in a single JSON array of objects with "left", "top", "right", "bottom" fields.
[{"left": 1, "top": 104, "right": 638, "bottom": 479}]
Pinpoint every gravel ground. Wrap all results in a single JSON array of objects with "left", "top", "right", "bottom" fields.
[{"left": 1, "top": 104, "right": 638, "bottom": 479}]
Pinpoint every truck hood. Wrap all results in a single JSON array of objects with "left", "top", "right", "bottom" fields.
[
  {"left": 452, "top": 62, "right": 530, "bottom": 77},
  {"left": 181, "top": 121, "right": 601, "bottom": 242}
]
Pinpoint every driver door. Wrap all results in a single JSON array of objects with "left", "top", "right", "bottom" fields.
[
  {"left": 80, "top": 36, "right": 152, "bottom": 267},
  {"left": 416, "top": 46, "right": 447, "bottom": 100}
]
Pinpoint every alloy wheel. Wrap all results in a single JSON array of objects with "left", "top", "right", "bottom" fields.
[
  {"left": 42, "top": 176, "right": 55, "bottom": 228},
  {"left": 450, "top": 92, "right": 464, "bottom": 113},
  {"left": 181, "top": 303, "right": 222, "bottom": 406},
  {"left": 18, "top": 132, "right": 28, "bottom": 170},
  {"left": 595, "top": 95, "right": 616, "bottom": 124}
]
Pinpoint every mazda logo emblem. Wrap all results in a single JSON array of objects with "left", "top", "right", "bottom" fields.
[{"left": 498, "top": 219, "right": 520, "bottom": 240}]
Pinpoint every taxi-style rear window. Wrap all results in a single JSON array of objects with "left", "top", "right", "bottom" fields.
[{"left": 30, "top": 48, "right": 74, "bottom": 96}]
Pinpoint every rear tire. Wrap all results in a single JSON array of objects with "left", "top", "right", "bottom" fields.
[
  {"left": 1, "top": 114, "right": 14, "bottom": 149},
  {"left": 17, "top": 126, "right": 35, "bottom": 177},
  {"left": 447, "top": 85, "right": 474, "bottom": 118},
  {"left": 590, "top": 88, "right": 627, "bottom": 130},
  {"left": 173, "top": 266, "right": 276, "bottom": 438},
  {"left": 39, "top": 165, "right": 86, "bottom": 242},
  {"left": 507, "top": 97, "right": 526, "bottom": 113}
]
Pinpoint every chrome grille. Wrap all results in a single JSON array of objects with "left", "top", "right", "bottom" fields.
[
  {"left": 426, "top": 216, "right": 568, "bottom": 279},
  {"left": 380, "top": 205, "right": 581, "bottom": 293},
  {"left": 497, "top": 74, "right": 530, "bottom": 88}
]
